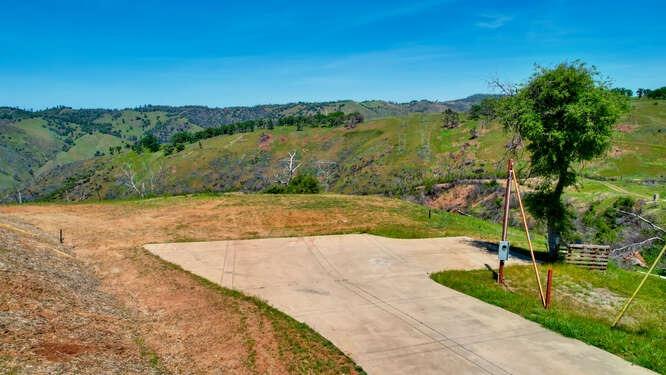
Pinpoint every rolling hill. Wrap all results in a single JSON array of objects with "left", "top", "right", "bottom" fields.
[
  {"left": 3, "top": 99, "right": 664, "bottom": 204},
  {"left": 0, "top": 96, "right": 493, "bottom": 195}
]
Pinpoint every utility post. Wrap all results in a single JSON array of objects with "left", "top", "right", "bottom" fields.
[{"left": 498, "top": 159, "right": 513, "bottom": 284}]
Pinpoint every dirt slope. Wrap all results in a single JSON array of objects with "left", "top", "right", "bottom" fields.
[{"left": 0, "top": 218, "right": 155, "bottom": 374}]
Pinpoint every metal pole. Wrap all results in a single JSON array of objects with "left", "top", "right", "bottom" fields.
[
  {"left": 511, "top": 169, "right": 547, "bottom": 307},
  {"left": 612, "top": 243, "right": 666, "bottom": 327},
  {"left": 498, "top": 159, "right": 513, "bottom": 284}
]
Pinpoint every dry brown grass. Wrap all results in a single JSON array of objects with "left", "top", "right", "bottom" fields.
[{"left": 2, "top": 194, "right": 427, "bottom": 374}]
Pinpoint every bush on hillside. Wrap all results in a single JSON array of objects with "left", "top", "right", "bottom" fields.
[{"left": 265, "top": 173, "right": 321, "bottom": 194}]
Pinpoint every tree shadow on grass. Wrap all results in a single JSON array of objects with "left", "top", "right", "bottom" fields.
[{"left": 483, "top": 263, "right": 498, "bottom": 281}]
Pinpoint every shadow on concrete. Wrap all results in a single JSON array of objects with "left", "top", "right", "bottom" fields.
[{"left": 464, "top": 239, "right": 552, "bottom": 262}]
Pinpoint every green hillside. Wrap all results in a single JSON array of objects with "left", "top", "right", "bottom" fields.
[
  {"left": 0, "top": 118, "right": 64, "bottom": 189},
  {"left": 8, "top": 99, "right": 664, "bottom": 204},
  {"left": 0, "top": 97, "right": 489, "bottom": 194},
  {"left": 591, "top": 100, "right": 666, "bottom": 178}
]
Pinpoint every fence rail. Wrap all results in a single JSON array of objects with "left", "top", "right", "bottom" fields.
[{"left": 562, "top": 244, "right": 610, "bottom": 270}]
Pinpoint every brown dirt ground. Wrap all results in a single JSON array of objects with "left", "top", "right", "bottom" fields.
[
  {"left": 0, "top": 218, "right": 155, "bottom": 374},
  {"left": 429, "top": 184, "right": 477, "bottom": 211},
  {"left": 2, "top": 194, "right": 416, "bottom": 374},
  {"left": 616, "top": 123, "right": 637, "bottom": 133}
]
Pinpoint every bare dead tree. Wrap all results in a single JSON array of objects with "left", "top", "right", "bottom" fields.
[
  {"left": 612, "top": 237, "right": 664, "bottom": 259},
  {"left": 618, "top": 209, "right": 665, "bottom": 234},
  {"left": 145, "top": 162, "right": 166, "bottom": 194},
  {"left": 274, "top": 151, "right": 302, "bottom": 185},
  {"left": 488, "top": 77, "right": 519, "bottom": 96},
  {"left": 487, "top": 77, "right": 528, "bottom": 174},
  {"left": 287, "top": 151, "right": 302, "bottom": 182},
  {"left": 610, "top": 210, "right": 666, "bottom": 267},
  {"left": 315, "top": 161, "right": 338, "bottom": 191},
  {"left": 120, "top": 164, "right": 143, "bottom": 198}
]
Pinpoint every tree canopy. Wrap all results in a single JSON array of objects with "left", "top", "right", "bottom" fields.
[{"left": 497, "top": 62, "right": 629, "bottom": 256}]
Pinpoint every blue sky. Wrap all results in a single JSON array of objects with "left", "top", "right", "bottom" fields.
[{"left": 1, "top": 0, "right": 664, "bottom": 109}]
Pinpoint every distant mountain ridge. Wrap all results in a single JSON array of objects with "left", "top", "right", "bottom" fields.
[{"left": 3, "top": 94, "right": 494, "bottom": 124}]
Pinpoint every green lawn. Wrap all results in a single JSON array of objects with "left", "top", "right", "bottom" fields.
[{"left": 431, "top": 264, "right": 666, "bottom": 373}]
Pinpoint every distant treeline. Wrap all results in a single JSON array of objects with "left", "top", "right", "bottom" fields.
[
  {"left": 610, "top": 86, "right": 666, "bottom": 99},
  {"left": 134, "top": 111, "right": 364, "bottom": 154},
  {"left": 637, "top": 87, "right": 666, "bottom": 99}
]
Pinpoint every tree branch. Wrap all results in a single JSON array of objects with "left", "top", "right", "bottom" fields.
[
  {"left": 618, "top": 210, "right": 665, "bottom": 234},
  {"left": 611, "top": 237, "right": 664, "bottom": 258}
]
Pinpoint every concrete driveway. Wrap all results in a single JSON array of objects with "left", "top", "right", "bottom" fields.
[{"left": 145, "top": 234, "right": 652, "bottom": 374}]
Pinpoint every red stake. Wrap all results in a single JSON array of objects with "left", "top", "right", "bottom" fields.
[
  {"left": 498, "top": 159, "right": 513, "bottom": 285},
  {"left": 545, "top": 268, "right": 554, "bottom": 309}
]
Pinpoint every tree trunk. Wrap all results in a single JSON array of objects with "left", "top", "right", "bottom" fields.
[
  {"left": 547, "top": 169, "right": 567, "bottom": 260},
  {"left": 547, "top": 222, "right": 560, "bottom": 260}
]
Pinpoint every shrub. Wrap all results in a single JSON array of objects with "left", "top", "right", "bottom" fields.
[
  {"left": 162, "top": 144, "right": 175, "bottom": 156},
  {"left": 264, "top": 184, "right": 287, "bottom": 194},
  {"left": 286, "top": 174, "right": 321, "bottom": 193},
  {"left": 265, "top": 173, "right": 321, "bottom": 194}
]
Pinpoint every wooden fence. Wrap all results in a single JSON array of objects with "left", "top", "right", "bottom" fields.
[{"left": 563, "top": 244, "right": 611, "bottom": 270}]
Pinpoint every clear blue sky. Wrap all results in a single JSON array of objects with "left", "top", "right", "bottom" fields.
[{"left": 1, "top": 0, "right": 664, "bottom": 109}]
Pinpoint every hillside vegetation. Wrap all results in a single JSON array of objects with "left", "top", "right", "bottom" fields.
[
  {"left": 0, "top": 96, "right": 488, "bottom": 193},
  {"left": 3, "top": 99, "right": 664, "bottom": 204}
]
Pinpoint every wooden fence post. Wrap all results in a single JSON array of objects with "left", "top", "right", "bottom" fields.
[{"left": 545, "top": 269, "right": 553, "bottom": 309}]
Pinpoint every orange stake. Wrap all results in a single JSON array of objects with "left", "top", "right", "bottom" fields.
[{"left": 511, "top": 169, "right": 546, "bottom": 307}]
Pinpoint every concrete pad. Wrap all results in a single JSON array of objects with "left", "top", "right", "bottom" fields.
[{"left": 145, "top": 234, "right": 653, "bottom": 374}]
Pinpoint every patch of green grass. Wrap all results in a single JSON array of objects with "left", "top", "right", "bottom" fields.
[
  {"left": 431, "top": 264, "right": 666, "bottom": 373},
  {"left": 0, "top": 355, "right": 21, "bottom": 375},
  {"left": 134, "top": 337, "right": 167, "bottom": 373},
  {"left": 370, "top": 203, "right": 539, "bottom": 252}
]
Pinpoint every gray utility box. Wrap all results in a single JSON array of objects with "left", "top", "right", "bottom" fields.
[{"left": 498, "top": 241, "right": 510, "bottom": 261}]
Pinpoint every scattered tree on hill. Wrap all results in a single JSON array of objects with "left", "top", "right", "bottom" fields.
[
  {"left": 149, "top": 111, "right": 366, "bottom": 154},
  {"left": 636, "top": 87, "right": 666, "bottom": 99},
  {"left": 611, "top": 87, "right": 633, "bottom": 97},
  {"left": 496, "top": 61, "right": 629, "bottom": 258},
  {"left": 133, "top": 133, "right": 160, "bottom": 153},
  {"left": 442, "top": 108, "right": 461, "bottom": 128},
  {"left": 108, "top": 145, "right": 122, "bottom": 155},
  {"left": 468, "top": 97, "right": 498, "bottom": 124},
  {"left": 645, "top": 86, "right": 666, "bottom": 99}
]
